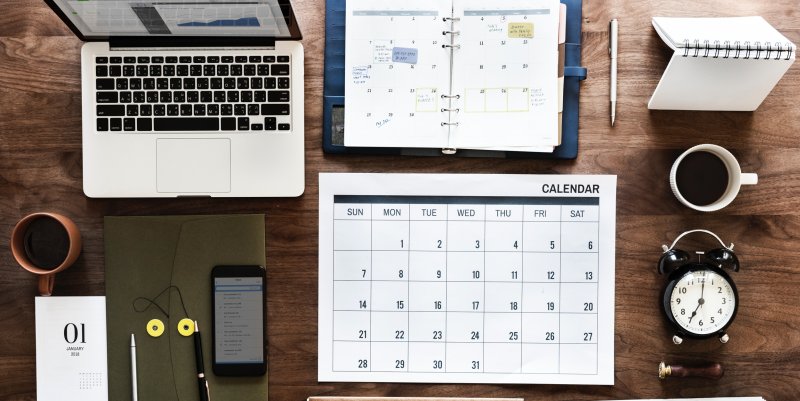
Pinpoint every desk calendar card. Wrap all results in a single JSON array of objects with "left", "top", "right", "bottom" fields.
[
  {"left": 35, "top": 296, "right": 108, "bottom": 401},
  {"left": 344, "top": 0, "right": 560, "bottom": 151},
  {"left": 318, "top": 173, "right": 616, "bottom": 384}
]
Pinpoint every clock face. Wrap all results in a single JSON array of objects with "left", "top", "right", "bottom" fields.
[{"left": 669, "top": 269, "right": 736, "bottom": 335}]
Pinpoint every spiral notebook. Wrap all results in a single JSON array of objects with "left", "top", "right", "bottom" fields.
[
  {"left": 344, "top": 0, "right": 560, "bottom": 152},
  {"left": 649, "top": 16, "right": 795, "bottom": 111}
]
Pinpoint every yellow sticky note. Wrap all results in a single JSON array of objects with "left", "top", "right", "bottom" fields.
[{"left": 508, "top": 22, "right": 534, "bottom": 38}]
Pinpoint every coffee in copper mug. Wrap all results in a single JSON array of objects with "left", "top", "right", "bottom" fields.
[{"left": 10, "top": 213, "right": 82, "bottom": 296}]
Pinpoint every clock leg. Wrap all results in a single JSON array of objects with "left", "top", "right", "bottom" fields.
[
  {"left": 672, "top": 334, "right": 684, "bottom": 345},
  {"left": 719, "top": 332, "right": 730, "bottom": 343}
]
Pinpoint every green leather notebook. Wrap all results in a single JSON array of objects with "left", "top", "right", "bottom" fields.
[{"left": 105, "top": 215, "right": 267, "bottom": 401}]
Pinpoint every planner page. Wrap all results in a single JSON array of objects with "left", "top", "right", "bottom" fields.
[
  {"left": 450, "top": 0, "right": 560, "bottom": 149},
  {"left": 344, "top": 0, "right": 453, "bottom": 148}
]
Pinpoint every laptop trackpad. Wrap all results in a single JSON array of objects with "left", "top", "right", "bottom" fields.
[{"left": 156, "top": 138, "right": 231, "bottom": 194}]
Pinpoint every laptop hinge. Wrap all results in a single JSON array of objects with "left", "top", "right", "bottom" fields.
[{"left": 109, "top": 37, "right": 276, "bottom": 49}]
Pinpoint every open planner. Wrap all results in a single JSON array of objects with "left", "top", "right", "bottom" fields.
[
  {"left": 649, "top": 16, "right": 795, "bottom": 111},
  {"left": 344, "top": 0, "right": 560, "bottom": 152}
]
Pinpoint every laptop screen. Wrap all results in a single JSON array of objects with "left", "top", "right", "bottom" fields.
[{"left": 49, "top": 0, "right": 300, "bottom": 39}]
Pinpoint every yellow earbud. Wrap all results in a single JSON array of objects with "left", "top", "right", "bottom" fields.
[
  {"left": 146, "top": 319, "right": 165, "bottom": 337},
  {"left": 177, "top": 318, "right": 195, "bottom": 337}
]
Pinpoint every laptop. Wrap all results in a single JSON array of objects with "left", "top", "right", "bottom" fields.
[{"left": 44, "top": 0, "right": 305, "bottom": 197}]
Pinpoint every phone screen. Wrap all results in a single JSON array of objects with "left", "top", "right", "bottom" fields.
[{"left": 213, "top": 276, "right": 264, "bottom": 366}]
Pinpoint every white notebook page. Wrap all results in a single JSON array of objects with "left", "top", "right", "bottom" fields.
[{"left": 648, "top": 16, "right": 795, "bottom": 111}]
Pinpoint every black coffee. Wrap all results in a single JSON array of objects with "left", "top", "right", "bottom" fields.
[
  {"left": 23, "top": 217, "right": 70, "bottom": 270},
  {"left": 675, "top": 151, "right": 730, "bottom": 206}
]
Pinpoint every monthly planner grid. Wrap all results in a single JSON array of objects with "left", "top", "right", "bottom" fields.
[
  {"left": 330, "top": 196, "right": 600, "bottom": 376},
  {"left": 343, "top": 0, "right": 560, "bottom": 149}
]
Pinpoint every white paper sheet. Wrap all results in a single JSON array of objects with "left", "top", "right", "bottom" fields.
[
  {"left": 318, "top": 173, "right": 616, "bottom": 384},
  {"left": 35, "top": 296, "right": 108, "bottom": 401}
]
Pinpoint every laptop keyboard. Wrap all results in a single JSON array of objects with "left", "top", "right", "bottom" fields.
[{"left": 94, "top": 54, "right": 291, "bottom": 132}]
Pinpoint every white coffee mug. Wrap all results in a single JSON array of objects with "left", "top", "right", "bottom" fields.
[{"left": 670, "top": 144, "right": 758, "bottom": 212}]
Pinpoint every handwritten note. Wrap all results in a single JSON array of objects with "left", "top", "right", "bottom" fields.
[
  {"left": 508, "top": 22, "right": 534, "bottom": 38},
  {"left": 392, "top": 47, "right": 418, "bottom": 64},
  {"left": 372, "top": 43, "right": 392, "bottom": 64},
  {"left": 486, "top": 23, "right": 504, "bottom": 34},
  {"left": 530, "top": 87, "right": 546, "bottom": 109},
  {"left": 352, "top": 65, "right": 371, "bottom": 85},
  {"left": 415, "top": 89, "right": 437, "bottom": 112}
]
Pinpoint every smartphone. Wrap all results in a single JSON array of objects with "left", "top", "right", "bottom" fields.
[{"left": 211, "top": 265, "right": 267, "bottom": 376}]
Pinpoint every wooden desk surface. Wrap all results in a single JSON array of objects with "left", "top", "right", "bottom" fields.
[{"left": 1, "top": 1, "right": 799, "bottom": 400}]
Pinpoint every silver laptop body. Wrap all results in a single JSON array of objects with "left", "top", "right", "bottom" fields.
[{"left": 46, "top": 0, "right": 305, "bottom": 197}]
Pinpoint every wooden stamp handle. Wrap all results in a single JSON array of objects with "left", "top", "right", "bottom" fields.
[{"left": 659, "top": 361, "right": 724, "bottom": 380}]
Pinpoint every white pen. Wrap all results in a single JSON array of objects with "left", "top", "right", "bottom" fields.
[
  {"left": 131, "top": 333, "right": 138, "bottom": 401},
  {"left": 609, "top": 18, "right": 618, "bottom": 126}
]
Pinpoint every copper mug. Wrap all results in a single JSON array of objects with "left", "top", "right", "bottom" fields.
[{"left": 10, "top": 213, "right": 82, "bottom": 296}]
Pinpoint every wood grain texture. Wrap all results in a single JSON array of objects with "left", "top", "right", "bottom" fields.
[{"left": 1, "top": 0, "right": 799, "bottom": 400}]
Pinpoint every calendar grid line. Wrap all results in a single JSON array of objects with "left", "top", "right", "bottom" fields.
[
  {"left": 369, "top": 209, "right": 373, "bottom": 372},
  {"left": 481, "top": 204, "right": 487, "bottom": 373},
  {"left": 558, "top": 205, "right": 563, "bottom": 373},
  {"left": 596, "top": 200, "right": 601, "bottom": 375},
  {"left": 444, "top": 203, "right": 449, "bottom": 373},
  {"left": 332, "top": 249, "right": 600, "bottom": 254},
  {"left": 333, "top": 309, "right": 599, "bottom": 314},
  {"left": 330, "top": 369, "right": 602, "bottom": 375},
  {"left": 332, "top": 279, "right": 599, "bottom": 284},
  {"left": 333, "top": 340, "right": 598, "bottom": 345},
  {"left": 334, "top": 219, "right": 600, "bottom": 224},
  {"left": 520, "top": 212, "right": 525, "bottom": 371},
  {"left": 406, "top": 203, "right": 411, "bottom": 372},
  {"left": 334, "top": 219, "right": 601, "bottom": 223}
]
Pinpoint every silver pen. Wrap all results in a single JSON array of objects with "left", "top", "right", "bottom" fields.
[
  {"left": 609, "top": 18, "right": 618, "bottom": 126},
  {"left": 131, "top": 333, "right": 138, "bottom": 401}
]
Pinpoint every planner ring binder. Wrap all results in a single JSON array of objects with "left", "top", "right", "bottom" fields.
[
  {"left": 441, "top": 13, "right": 461, "bottom": 146},
  {"left": 323, "top": 0, "right": 587, "bottom": 159},
  {"left": 681, "top": 38, "right": 794, "bottom": 60}
]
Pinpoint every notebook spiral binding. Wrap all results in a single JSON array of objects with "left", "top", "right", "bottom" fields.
[{"left": 682, "top": 39, "right": 794, "bottom": 60}]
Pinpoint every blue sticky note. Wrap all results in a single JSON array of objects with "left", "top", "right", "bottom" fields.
[{"left": 392, "top": 47, "right": 418, "bottom": 64}]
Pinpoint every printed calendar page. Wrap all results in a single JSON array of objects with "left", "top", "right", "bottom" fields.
[
  {"left": 344, "top": 0, "right": 560, "bottom": 150},
  {"left": 318, "top": 173, "right": 616, "bottom": 385}
]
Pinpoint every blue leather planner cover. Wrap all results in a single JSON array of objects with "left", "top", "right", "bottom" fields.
[{"left": 322, "top": 0, "right": 587, "bottom": 159}]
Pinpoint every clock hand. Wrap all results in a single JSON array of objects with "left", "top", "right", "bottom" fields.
[
  {"left": 688, "top": 302, "right": 701, "bottom": 323},
  {"left": 686, "top": 280, "right": 705, "bottom": 323},
  {"left": 699, "top": 280, "right": 705, "bottom": 307}
]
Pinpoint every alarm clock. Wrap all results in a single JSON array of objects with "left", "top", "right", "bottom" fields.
[{"left": 658, "top": 229, "right": 740, "bottom": 345}]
